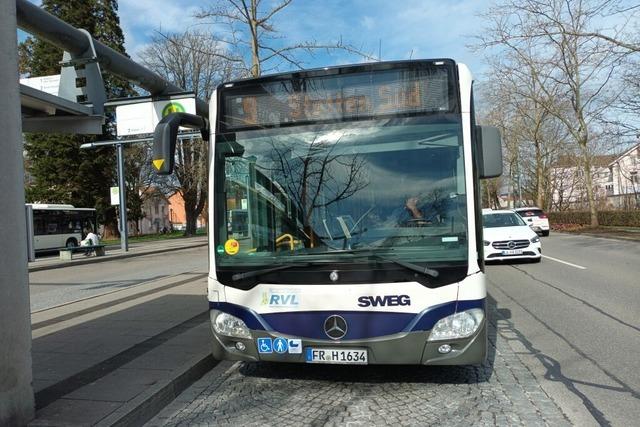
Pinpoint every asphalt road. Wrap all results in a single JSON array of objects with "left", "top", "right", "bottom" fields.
[
  {"left": 29, "top": 246, "right": 208, "bottom": 312},
  {"left": 146, "top": 233, "right": 639, "bottom": 426},
  {"left": 487, "top": 233, "right": 640, "bottom": 427}
]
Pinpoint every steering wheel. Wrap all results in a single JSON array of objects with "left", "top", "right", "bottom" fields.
[{"left": 406, "top": 218, "right": 433, "bottom": 227}]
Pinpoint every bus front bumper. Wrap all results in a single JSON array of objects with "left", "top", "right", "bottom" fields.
[{"left": 209, "top": 310, "right": 487, "bottom": 366}]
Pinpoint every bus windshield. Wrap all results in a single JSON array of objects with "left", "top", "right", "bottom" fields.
[{"left": 215, "top": 114, "right": 468, "bottom": 267}]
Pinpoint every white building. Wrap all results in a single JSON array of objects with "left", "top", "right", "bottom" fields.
[
  {"left": 550, "top": 143, "right": 640, "bottom": 210},
  {"left": 550, "top": 154, "right": 615, "bottom": 210},
  {"left": 607, "top": 143, "right": 640, "bottom": 209}
]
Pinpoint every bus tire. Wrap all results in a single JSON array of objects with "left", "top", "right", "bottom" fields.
[{"left": 65, "top": 238, "right": 78, "bottom": 248}]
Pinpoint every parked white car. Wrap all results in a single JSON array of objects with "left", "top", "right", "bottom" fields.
[
  {"left": 514, "top": 207, "right": 550, "bottom": 236},
  {"left": 482, "top": 210, "right": 542, "bottom": 263}
]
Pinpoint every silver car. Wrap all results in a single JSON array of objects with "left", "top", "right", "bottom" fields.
[{"left": 514, "top": 207, "right": 550, "bottom": 236}]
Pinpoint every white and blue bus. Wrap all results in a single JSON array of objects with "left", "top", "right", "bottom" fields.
[
  {"left": 153, "top": 59, "right": 502, "bottom": 365},
  {"left": 26, "top": 204, "right": 97, "bottom": 252}
]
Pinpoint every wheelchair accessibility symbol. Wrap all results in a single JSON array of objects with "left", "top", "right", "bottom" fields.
[{"left": 257, "top": 338, "right": 272, "bottom": 353}]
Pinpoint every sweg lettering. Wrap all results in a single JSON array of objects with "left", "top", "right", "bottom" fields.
[
  {"left": 357, "top": 295, "right": 411, "bottom": 307},
  {"left": 270, "top": 294, "right": 299, "bottom": 305}
]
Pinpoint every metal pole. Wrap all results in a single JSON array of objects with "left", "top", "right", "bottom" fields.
[
  {"left": 517, "top": 145, "right": 523, "bottom": 207},
  {"left": 117, "top": 143, "right": 128, "bottom": 251},
  {"left": 79, "top": 132, "right": 202, "bottom": 149},
  {"left": 0, "top": 0, "right": 35, "bottom": 423},
  {"left": 25, "top": 205, "right": 35, "bottom": 262}
]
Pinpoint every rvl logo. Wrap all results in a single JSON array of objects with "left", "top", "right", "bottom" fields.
[
  {"left": 357, "top": 295, "right": 411, "bottom": 307},
  {"left": 269, "top": 294, "right": 299, "bottom": 306}
]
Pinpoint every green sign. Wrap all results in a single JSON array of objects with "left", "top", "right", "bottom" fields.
[{"left": 161, "top": 102, "right": 186, "bottom": 117}]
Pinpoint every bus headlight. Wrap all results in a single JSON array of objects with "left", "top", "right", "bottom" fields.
[
  {"left": 213, "top": 312, "right": 252, "bottom": 339},
  {"left": 428, "top": 308, "right": 484, "bottom": 341}
]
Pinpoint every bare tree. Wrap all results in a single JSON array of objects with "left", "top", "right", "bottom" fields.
[
  {"left": 610, "top": 57, "right": 640, "bottom": 137},
  {"left": 264, "top": 134, "right": 370, "bottom": 247},
  {"left": 482, "top": 178, "right": 503, "bottom": 209},
  {"left": 475, "top": 0, "right": 635, "bottom": 225},
  {"left": 195, "top": 0, "right": 374, "bottom": 77},
  {"left": 139, "top": 31, "right": 239, "bottom": 235},
  {"left": 477, "top": 54, "right": 570, "bottom": 210},
  {"left": 124, "top": 143, "right": 154, "bottom": 235},
  {"left": 140, "top": 31, "right": 238, "bottom": 98}
]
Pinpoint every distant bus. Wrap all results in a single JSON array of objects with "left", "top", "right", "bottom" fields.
[{"left": 27, "top": 204, "right": 97, "bottom": 251}]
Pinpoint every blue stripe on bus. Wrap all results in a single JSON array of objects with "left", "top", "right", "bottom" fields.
[
  {"left": 209, "top": 302, "right": 271, "bottom": 331},
  {"left": 209, "top": 298, "right": 485, "bottom": 340},
  {"left": 263, "top": 311, "right": 415, "bottom": 340}
]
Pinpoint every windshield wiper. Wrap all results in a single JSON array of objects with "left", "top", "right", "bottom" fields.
[
  {"left": 304, "top": 248, "right": 439, "bottom": 278},
  {"left": 373, "top": 255, "right": 439, "bottom": 278},
  {"left": 232, "top": 263, "right": 311, "bottom": 281}
]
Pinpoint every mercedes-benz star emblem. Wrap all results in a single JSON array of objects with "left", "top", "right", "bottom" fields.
[
  {"left": 329, "top": 270, "right": 339, "bottom": 282},
  {"left": 324, "top": 315, "right": 347, "bottom": 340},
  {"left": 508, "top": 241, "right": 516, "bottom": 249}
]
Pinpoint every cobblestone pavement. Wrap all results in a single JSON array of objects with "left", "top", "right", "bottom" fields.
[{"left": 148, "top": 302, "right": 571, "bottom": 426}]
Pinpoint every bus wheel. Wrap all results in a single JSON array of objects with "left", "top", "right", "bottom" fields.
[{"left": 65, "top": 238, "right": 78, "bottom": 248}]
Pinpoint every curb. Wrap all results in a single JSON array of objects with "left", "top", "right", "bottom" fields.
[
  {"left": 95, "top": 353, "right": 218, "bottom": 427},
  {"left": 28, "top": 242, "right": 208, "bottom": 273},
  {"left": 555, "top": 231, "right": 640, "bottom": 243}
]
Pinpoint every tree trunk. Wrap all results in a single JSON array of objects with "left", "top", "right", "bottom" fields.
[
  {"left": 580, "top": 146, "right": 599, "bottom": 226},
  {"left": 535, "top": 140, "right": 544, "bottom": 208},
  {"left": 185, "top": 207, "right": 197, "bottom": 236},
  {"left": 249, "top": 0, "right": 260, "bottom": 77},
  {"left": 183, "top": 191, "right": 198, "bottom": 236}
]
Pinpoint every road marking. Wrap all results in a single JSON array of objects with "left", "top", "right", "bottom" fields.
[{"left": 541, "top": 255, "right": 586, "bottom": 270}]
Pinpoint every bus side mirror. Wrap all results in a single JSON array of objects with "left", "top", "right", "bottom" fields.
[
  {"left": 152, "top": 112, "right": 208, "bottom": 175},
  {"left": 476, "top": 125, "right": 503, "bottom": 179}
]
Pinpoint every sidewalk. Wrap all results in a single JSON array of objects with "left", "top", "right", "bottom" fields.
[
  {"left": 554, "top": 226, "right": 640, "bottom": 242},
  {"left": 29, "top": 271, "right": 216, "bottom": 426},
  {"left": 29, "top": 236, "right": 208, "bottom": 272}
]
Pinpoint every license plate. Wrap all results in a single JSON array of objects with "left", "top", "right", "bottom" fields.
[
  {"left": 502, "top": 249, "right": 523, "bottom": 255},
  {"left": 305, "top": 348, "right": 368, "bottom": 364}
]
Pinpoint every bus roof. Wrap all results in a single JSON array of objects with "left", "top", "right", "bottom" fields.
[{"left": 26, "top": 203, "right": 96, "bottom": 211}]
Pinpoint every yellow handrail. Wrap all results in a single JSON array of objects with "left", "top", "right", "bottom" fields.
[{"left": 276, "top": 233, "right": 294, "bottom": 251}]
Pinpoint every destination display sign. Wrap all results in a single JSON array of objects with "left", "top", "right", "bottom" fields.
[{"left": 220, "top": 65, "right": 454, "bottom": 131}]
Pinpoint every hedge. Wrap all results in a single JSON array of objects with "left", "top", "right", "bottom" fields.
[{"left": 548, "top": 211, "right": 640, "bottom": 227}]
